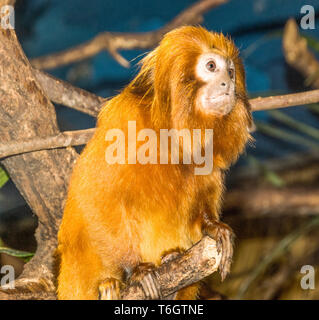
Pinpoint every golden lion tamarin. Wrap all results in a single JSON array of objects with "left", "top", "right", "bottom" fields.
[{"left": 57, "top": 26, "right": 253, "bottom": 300}]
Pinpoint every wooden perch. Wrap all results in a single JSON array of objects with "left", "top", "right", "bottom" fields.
[
  {"left": 30, "top": 0, "right": 229, "bottom": 69},
  {"left": 0, "top": 237, "right": 221, "bottom": 300},
  {"left": 121, "top": 237, "right": 221, "bottom": 299}
]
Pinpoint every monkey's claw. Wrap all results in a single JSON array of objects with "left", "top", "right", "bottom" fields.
[
  {"left": 129, "top": 263, "right": 161, "bottom": 300},
  {"left": 98, "top": 278, "right": 122, "bottom": 300},
  {"left": 205, "top": 221, "right": 234, "bottom": 281}
]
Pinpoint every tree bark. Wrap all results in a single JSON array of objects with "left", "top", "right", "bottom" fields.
[{"left": 0, "top": 27, "right": 78, "bottom": 298}]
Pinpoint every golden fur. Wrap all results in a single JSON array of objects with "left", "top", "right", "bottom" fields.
[{"left": 57, "top": 26, "right": 252, "bottom": 300}]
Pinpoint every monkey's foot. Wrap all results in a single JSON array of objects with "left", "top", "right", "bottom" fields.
[
  {"left": 98, "top": 278, "right": 122, "bottom": 300},
  {"left": 204, "top": 220, "right": 234, "bottom": 281},
  {"left": 129, "top": 262, "right": 161, "bottom": 300}
]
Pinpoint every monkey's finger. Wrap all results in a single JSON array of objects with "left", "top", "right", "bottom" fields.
[
  {"left": 218, "top": 233, "right": 227, "bottom": 280},
  {"left": 140, "top": 273, "right": 160, "bottom": 300},
  {"left": 219, "top": 231, "right": 233, "bottom": 281},
  {"left": 147, "top": 273, "right": 160, "bottom": 299},
  {"left": 98, "top": 278, "right": 122, "bottom": 300},
  {"left": 219, "top": 233, "right": 228, "bottom": 281},
  {"left": 216, "top": 233, "right": 223, "bottom": 254}
]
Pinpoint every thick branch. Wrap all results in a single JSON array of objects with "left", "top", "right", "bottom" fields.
[
  {"left": 0, "top": 17, "right": 78, "bottom": 298},
  {"left": 30, "top": 0, "right": 229, "bottom": 69},
  {"left": 121, "top": 237, "right": 221, "bottom": 299}
]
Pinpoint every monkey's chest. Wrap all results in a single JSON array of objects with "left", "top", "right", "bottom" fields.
[
  {"left": 124, "top": 168, "right": 218, "bottom": 264},
  {"left": 135, "top": 183, "right": 205, "bottom": 265}
]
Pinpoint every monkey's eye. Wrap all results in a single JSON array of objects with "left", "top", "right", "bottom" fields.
[
  {"left": 228, "top": 68, "right": 235, "bottom": 79},
  {"left": 206, "top": 60, "right": 216, "bottom": 72}
]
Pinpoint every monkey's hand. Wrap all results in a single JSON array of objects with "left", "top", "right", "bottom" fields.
[
  {"left": 128, "top": 262, "right": 161, "bottom": 300},
  {"left": 98, "top": 278, "right": 123, "bottom": 300},
  {"left": 202, "top": 213, "right": 234, "bottom": 281}
]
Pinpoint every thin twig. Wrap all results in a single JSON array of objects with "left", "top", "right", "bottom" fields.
[
  {"left": 30, "top": 0, "right": 229, "bottom": 70},
  {"left": 250, "top": 89, "right": 319, "bottom": 111},
  {"left": 0, "top": 129, "right": 95, "bottom": 159}
]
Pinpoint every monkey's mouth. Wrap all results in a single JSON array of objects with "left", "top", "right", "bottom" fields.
[{"left": 201, "top": 93, "right": 235, "bottom": 116}]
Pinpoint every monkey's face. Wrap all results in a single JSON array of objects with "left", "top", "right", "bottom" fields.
[{"left": 195, "top": 52, "right": 236, "bottom": 116}]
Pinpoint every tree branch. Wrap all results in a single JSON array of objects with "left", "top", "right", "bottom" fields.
[
  {"left": 283, "top": 18, "right": 319, "bottom": 89},
  {"left": 250, "top": 89, "right": 319, "bottom": 111},
  {"left": 120, "top": 236, "right": 221, "bottom": 300},
  {"left": 32, "top": 69, "right": 104, "bottom": 117},
  {"left": 0, "top": 0, "right": 15, "bottom": 5},
  {"left": 30, "top": 0, "right": 229, "bottom": 70},
  {"left": 0, "top": 129, "right": 95, "bottom": 159}
]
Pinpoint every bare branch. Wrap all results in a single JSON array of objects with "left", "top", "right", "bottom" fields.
[
  {"left": 33, "top": 69, "right": 104, "bottom": 117},
  {"left": 250, "top": 89, "right": 319, "bottom": 111},
  {"left": 30, "top": 0, "right": 229, "bottom": 70},
  {"left": 120, "top": 237, "right": 221, "bottom": 300},
  {"left": 283, "top": 18, "right": 319, "bottom": 89},
  {"left": 0, "top": 0, "right": 15, "bottom": 5},
  {"left": 0, "top": 129, "right": 95, "bottom": 158}
]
